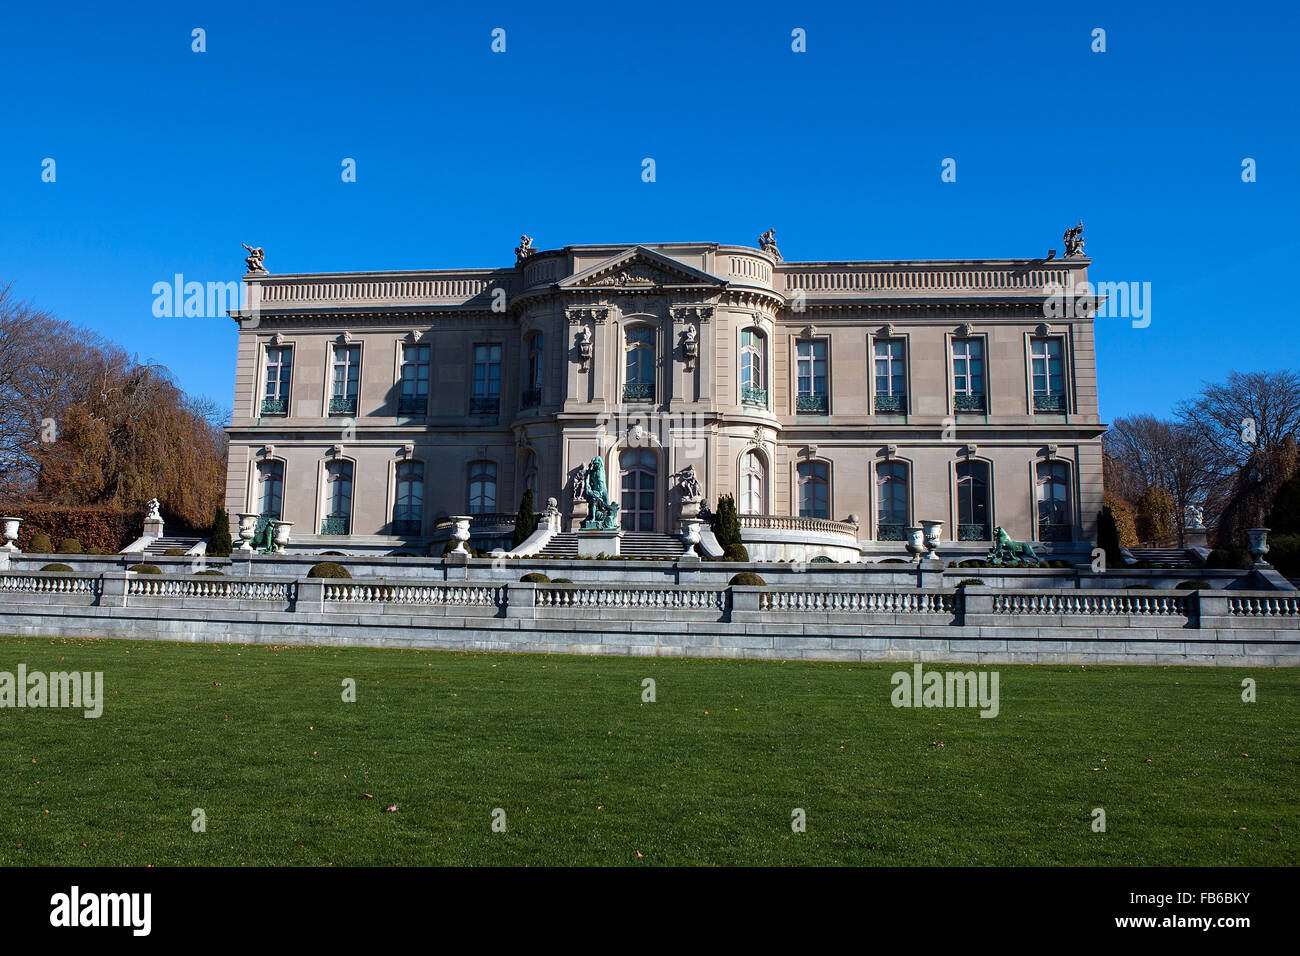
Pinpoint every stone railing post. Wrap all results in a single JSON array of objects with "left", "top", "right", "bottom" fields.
[
  {"left": 296, "top": 578, "right": 324, "bottom": 612},
  {"left": 100, "top": 570, "right": 129, "bottom": 607},
  {"left": 506, "top": 582, "right": 537, "bottom": 619},
  {"left": 1196, "top": 591, "right": 1228, "bottom": 629},
  {"left": 960, "top": 586, "right": 993, "bottom": 626},
  {"left": 730, "top": 586, "right": 761, "bottom": 622}
]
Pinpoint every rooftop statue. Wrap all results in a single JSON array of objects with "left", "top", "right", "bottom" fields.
[
  {"left": 758, "top": 229, "right": 782, "bottom": 261},
  {"left": 987, "top": 526, "right": 1040, "bottom": 567},
  {"left": 1062, "top": 221, "right": 1085, "bottom": 258},
  {"left": 515, "top": 235, "right": 535, "bottom": 262},
  {"left": 242, "top": 243, "right": 267, "bottom": 273},
  {"left": 579, "top": 456, "right": 620, "bottom": 531}
]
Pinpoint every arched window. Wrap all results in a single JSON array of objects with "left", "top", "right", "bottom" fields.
[
  {"left": 521, "top": 451, "right": 538, "bottom": 498},
  {"left": 876, "top": 461, "right": 908, "bottom": 540},
  {"left": 257, "top": 460, "right": 283, "bottom": 519},
  {"left": 740, "top": 451, "right": 766, "bottom": 514},
  {"left": 624, "top": 326, "right": 655, "bottom": 403},
  {"left": 468, "top": 461, "right": 497, "bottom": 514},
  {"left": 740, "top": 330, "right": 766, "bottom": 406},
  {"left": 620, "top": 448, "right": 657, "bottom": 531},
  {"left": 323, "top": 460, "right": 353, "bottom": 534},
  {"left": 1036, "top": 461, "right": 1071, "bottom": 540},
  {"left": 797, "top": 461, "right": 829, "bottom": 519},
  {"left": 956, "top": 461, "right": 990, "bottom": 540},
  {"left": 394, "top": 461, "right": 424, "bottom": 535}
]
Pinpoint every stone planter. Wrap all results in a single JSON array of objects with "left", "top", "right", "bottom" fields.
[
  {"left": 450, "top": 516, "right": 472, "bottom": 555},
  {"left": 920, "top": 519, "right": 943, "bottom": 552},
  {"left": 236, "top": 513, "right": 259, "bottom": 552},
  {"left": 273, "top": 521, "right": 293, "bottom": 547},
  {"left": 905, "top": 526, "right": 926, "bottom": 562},
  {"left": 681, "top": 518, "right": 702, "bottom": 557},
  {"left": 1, "top": 516, "right": 21, "bottom": 553},
  {"left": 1247, "top": 527, "right": 1270, "bottom": 565}
]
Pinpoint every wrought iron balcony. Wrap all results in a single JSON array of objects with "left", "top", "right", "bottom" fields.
[
  {"left": 397, "top": 394, "right": 427, "bottom": 415},
  {"left": 958, "top": 522, "right": 990, "bottom": 541},
  {"left": 1038, "top": 523, "right": 1072, "bottom": 542},
  {"left": 320, "top": 516, "right": 350, "bottom": 535},
  {"left": 741, "top": 384, "right": 768, "bottom": 407},
  {"left": 953, "top": 394, "right": 986, "bottom": 413},
  {"left": 876, "top": 523, "right": 906, "bottom": 541},
  {"left": 875, "top": 394, "right": 906, "bottom": 414},
  {"left": 391, "top": 519, "right": 422, "bottom": 535},
  {"left": 260, "top": 397, "right": 287, "bottom": 417},
  {"left": 470, "top": 395, "right": 499, "bottom": 415},
  {"left": 1034, "top": 394, "right": 1066, "bottom": 413},
  {"left": 622, "top": 382, "right": 654, "bottom": 403},
  {"left": 329, "top": 396, "right": 357, "bottom": 416},
  {"left": 796, "top": 394, "right": 828, "bottom": 414},
  {"left": 520, "top": 388, "right": 541, "bottom": 409}
]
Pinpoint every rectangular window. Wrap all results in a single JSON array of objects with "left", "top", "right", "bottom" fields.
[
  {"left": 262, "top": 347, "right": 292, "bottom": 416},
  {"left": 873, "top": 339, "right": 906, "bottom": 413},
  {"left": 1031, "top": 337, "right": 1065, "bottom": 412},
  {"left": 951, "top": 338, "right": 985, "bottom": 413},
  {"left": 522, "top": 335, "right": 543, "bottom": 409},
  {"left": 330, "top": 345, "right": 360, "bottom": 416},
  {"left": 472, "top": 344, "right": 501, "bottom": 414},
  {"left": 796, "top": 339, "right": 828, "bottom": 413},
  {"left": 399, "top": 344, "right": 430, "bottom": 415}
]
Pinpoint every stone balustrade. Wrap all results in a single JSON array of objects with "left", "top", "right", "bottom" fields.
[{"left": 738, "top": 514, "right": 859, "bottom": 539}]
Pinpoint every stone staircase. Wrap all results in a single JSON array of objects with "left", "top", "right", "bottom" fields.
[
  {"left": 1127, "top": 547, "right": 1197, "bottom": 568},
  {"left": 538, "top": 532, "right": 686, "bottom": 560},
  {"left": 143, "top": 536, "right": 204, "bottom": 556}
]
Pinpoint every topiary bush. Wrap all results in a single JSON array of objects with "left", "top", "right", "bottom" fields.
[
  {"left": 57, "top": 538, "right": 83, "bottom": 554},
  {"left": 195, "top": 569, "right": 225, "bottom": 576},
  {"left": 956, "top": 578, "right": 985, "bottom": 588},
  {"left": 307, "top": 562, "right": 351, "bottom": 579},
  {"left": 1176, "top": 580, "right": 1211, "bottom": 590},
  {"left": 520, "top": 572, "right": 550, "bottom": 583},
  {"left": 86, "top": 545, "right": 102, "bottom": 555},
  {"left": 132, "top": 564, "right": 161, "bottom": 574},
  {"left": 723, "top": 542, "right": 750, "bottom": 563},
  {"left": 207, "top": 506, "right": 233, "bottom": 557},
  {"left": 712, "top": 494, "right": 743, "bottom": 552},
  {"left": 512, "top": 488, "right": 537, "bottom": 549},
  {"left": 729, "top": 572, "right": 766, "bottom": 586},
  {"left": 30, "top": 533, "right": 53, "bottom": 554},
  {"left": 550, "top": 577, "right": 573, "bottom": 584},
  {"left": 40, "top": 563, "right": 74, "bottom": 572}
]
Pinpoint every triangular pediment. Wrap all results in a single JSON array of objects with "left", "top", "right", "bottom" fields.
[{"left": 559, "top": 246, "right": 726, "bottom": 290}]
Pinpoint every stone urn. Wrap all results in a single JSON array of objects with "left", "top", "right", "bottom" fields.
[
  {"left": 681, "top": 518, "right": 702, "bottom": 557},
  {"left": 236, "top": 513, "right": 259, "bottom": 552},
  {"left": 1246, "top": 527, "right": 1270, "bottom": 565},
  {"left": 450, "top": 516, "right": 472, "bottom": 555},
  {"left": 273, "top": 520, "right": 293, "bottom": 548},
  {"left": 904, "top": 526, "right": 927, "bottom": 562},
  {"left": 920, "top": 519, "right": 944, "bottom": 553},
  {"left": 1, "top": 517, "right": 21, "bottom": 553}
]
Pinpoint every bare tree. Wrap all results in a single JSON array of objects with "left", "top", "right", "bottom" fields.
[{"left": 1103, "top": 415, "right": 1216, "bottom": 543}]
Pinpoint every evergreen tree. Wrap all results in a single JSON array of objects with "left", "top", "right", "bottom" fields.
[
  {"left": 712, "top": 494, "right": 742, "bottom": 550},
  {"left": 512, "top": 488, "right": 537, "bottom": 549},
  {"left": 208, "top": 506, "right": 233, "bottom": 557},
  {"left": 1096, "top": 506, "right": 1123, "bottom": 569}
]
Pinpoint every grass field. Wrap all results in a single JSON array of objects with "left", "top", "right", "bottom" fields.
[{"left": 1, "top": 635, "right": 1296, "bottom": 866}]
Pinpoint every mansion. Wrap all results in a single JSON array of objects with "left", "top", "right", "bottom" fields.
[{"left": 224, "top": 235, "right": 1106, "bottom": 559}]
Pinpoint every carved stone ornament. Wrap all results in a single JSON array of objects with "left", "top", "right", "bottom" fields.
[
  {"left": 746, "top": 427, "right": 766, "bottom": 448},
  {"left": 671, "top": 306, "right": 714, "bottom": 323},
  {"left": 1044, "top": 444, "right": 1059, "bottom": 459},
  {"left": 800, "top": 325, "right": 817, "bottom": 339},
  {"left": 260, "top": 444, "right": 275, "bottom": 458},
  {"left": 681, "top": 325, "right": 699, "bottom": 370},
  {"left": 959, "top": 323, "right": 974, "bottom": 337},
  {"left": 241, "top": 242, "right": 267, "bottom": 274},
  {"left": 515, "top": 235, "right": 535, "bottom": 262},
  {"left": 340, "top": 330, "right": 353, "bottom": 344},
  {"left": 1036, "top": 323, "right": 1051, "bottom": 337},
  {"left": 566, "top": 307, "right": 608, "bottom": 325},
  {"left": 402, "top": 442, "right": 415, "bottom": 459},
  {"left": 331, "top": 443, "right": 345, "bottom": 460},
  {"left": 271, "top": 332, "right": 286, "bottom": 346},
  {"left": 964, "top": 443, "right": 978, "bottom": 459},
  {"left": 592, "top": 265, "right": 678, "bottom": 287},
  {"left": 575, "top": 326, "right": 594, "bottom": 370},
  {"left": 884, "top": 444, "right": 898, "bottom": 459},
  {"left": 880, "top": 324, "right": 895, "bottom": 339}
]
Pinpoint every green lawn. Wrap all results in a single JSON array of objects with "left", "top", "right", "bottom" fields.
[{"left": 1, "top": 635, "right": 1296, "bottom": 866}]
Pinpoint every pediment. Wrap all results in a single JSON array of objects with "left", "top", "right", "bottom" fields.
[{"left": 559, "top": 246, "right": 726, "bottom": 290}]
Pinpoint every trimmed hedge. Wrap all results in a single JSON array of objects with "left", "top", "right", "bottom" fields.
[
  {"left": 30, "top": 533, "right": 53, "bottom": 554},
  {"left": 132, "top": 565, "right": 162, "bottom": 574},
  {"left": 4, "top": 505, "right": 144, "bottom": 554},
  {"left": 307, "top": 562, "right": 351, "bottom": 579},
  {"left": 723, "top": 542, "right": 750, "bottom": 563},
  {"left": 957, "top": 578, "right": 985, "bottom": 588},
  {"left": 551, "top": 578, "right": 573, "bottom": 584},
  {"left": 729, "top": 572, "right": 766, "bottom": 586},
  {"left": 57, "top": 538, "right": 83, "bottom": 554},
  {"left": 195, "top": 569, "right": 225, "bottom": 576},
  {"left": 520, "top": 572, "right": 550, "bottom": 583},
  {"left": 1176, "top": 580, "right": 1212, "bottom": 590},
  {"left": 40, "top": 563, "right": 74, "bottom": 572}
]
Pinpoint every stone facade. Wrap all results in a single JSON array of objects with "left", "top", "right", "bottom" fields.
[{"left": 225, "top": 240, "right": 1105, "bottom": 557}]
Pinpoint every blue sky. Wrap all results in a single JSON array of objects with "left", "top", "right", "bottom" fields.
[{"left": 2, "top": 0, "right": 1296, "bottom": 418}]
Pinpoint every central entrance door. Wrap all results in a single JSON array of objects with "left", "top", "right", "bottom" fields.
[{"left": 619, "top": 448, "right": 656, "bottom": 531}]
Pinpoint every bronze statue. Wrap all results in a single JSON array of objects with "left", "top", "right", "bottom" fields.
[
  {"left": 1062, "top": 221, "right": 1085, "bottom": 258},
  {"left": 515, "top": 235, "right": 535, "bottom": 262}
]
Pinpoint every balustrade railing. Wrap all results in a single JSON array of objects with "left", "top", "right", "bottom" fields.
[{"left": 738, "top": 514, "right": 859, "bottom": 538}]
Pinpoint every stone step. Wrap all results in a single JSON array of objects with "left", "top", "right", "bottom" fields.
[
  {"left": 143, "top": 537, "right": 204, "bottom": 555},
  {"left": 538, "top": 532, "right": 685, "bottom": 559},
  {"left": 1127, "top": 547, "right": 1196, "bottom": 568}
]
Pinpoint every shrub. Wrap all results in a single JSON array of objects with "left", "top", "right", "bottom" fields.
[
  {"left": 957, "top": 578, "right": 985, "bottom": 588},
  {"left": 512, "top": 488, "right": 537, "bottom": 549},
  {"left": 1266, "top": 533, "right": 1300, "bottom": 577},
  {"left": 57, "top": 538, "right": 83, "bottom": 554},
  {"left": 729, "top": 572, "right": 766, "bottom": 586},
  {"left": 1176, "top": 580, "right": 1212, "bottom": 590},
  {"left": 195, "top": 569, "right": 225, "bottom": 576},
  {"left": 958, "top": 559, "right": 989, "bottom": 568},
  {"left": 86, "top": 545, "right": 102, "bottom": 555},
  {"left": 551, "top": 577, "right": 573, "bottom": 584},
  {"left": 1267, "top": 472, "right": 1300, "bottom": 536},
  {"left": 1205, "top": 548, "right": 1250, "bottom": 570},
  {"left": 30, "top": 533, "right": 53, "bottom": 553},
  {"left": 724, "top": 542, "right": 750, "bottom": 563},
  {"left": 164, "top": 548, "right": 186, "bottom": 556},
  {"left": 1095, "top": 505, "right": 1124, "bottom": 570},
  {"left": 712, "top": 494, "right": 742, "bottom": 552},
  {"left": 40, "top": 563, "right": 74, "bottom": 572},
  {"left": 307, "top": 562, "right": 351, "bottom": 579},
  {"left": 520, "top": 572, "right": 550, "bottom": 583},
  {"left": 9, "top": 506, "right": 144, "bottom": 554},
  {"left": 320, "top": 551, "right": 347, "bottom": 557},
  {"left": 880, "top": 558, "right": 909, "bottom": 564},
  {"left": 811, "top": 555, "right": 835, "bottom": 563},
  {"left": 208, "top": 506, "right": 233, "bottom": 557},
  {"left": 132, "top": 564, "right": 161, "bottom": 574}
]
